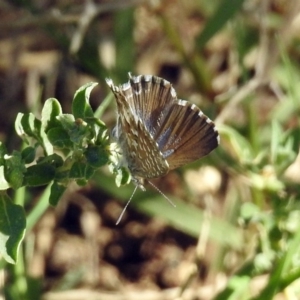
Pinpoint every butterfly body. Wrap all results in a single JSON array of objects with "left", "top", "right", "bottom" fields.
[{"left": 106, "top": 74, "right": 219, "bottom": 190}]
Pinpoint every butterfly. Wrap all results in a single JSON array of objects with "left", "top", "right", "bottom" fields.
[{"left": 106, "top": 74, "right": 219, "bottom": 223}]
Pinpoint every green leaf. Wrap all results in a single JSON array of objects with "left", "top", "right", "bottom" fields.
[
  {"left": 47, "top": 127, "right": 73, "bottom": 148},
  {"left": 55, "top": 170, "right": 70, "bottom": 181},
  {"left": 67, "top": 120, "right": 89, "bottom": 146},
  {"left": 37, "top": 153, "right": 64, "bottom": 168},
  {"left": 21, "top": 146, "right": 36, "bottom": 164},
  {"left": 24, "top": 163, "right": 56, "bottom": 186},
  {"left": 16, "top": 113, "right": 53, "bottom": 155},
  {"left": 49, "top": 181, "right": 66, "bottom": 206},
  {"left": 0, "top": 166, "right": 10, "bottom": 190},
  {"left": 214, "top": 274, "right": 250, "bottom": 300},
  {"left": 41, "top": 98, "right": 63, "bottom": 131},
  {"left": 85, "top": 145, "right": 109, "bottom": 168},
  {"left": 270, "top": 121, "right": 296, "bottom": 174},
  {"left": 41, "top": 133, "right": 54, "bottom": 156},
  {"left": 15, "top": 113, "right": 25, "bottom": 139},
  {"left": 0, "top": 192, "right": 26, "bottom": 264},
  {"left": 85, "top": 117, "right": 108, "bottom": 139},
  {"left": 4, "top": 151, "right": 26, "bottom": 189},
  {"left": 0, "top": 142, "right": 7, "bottom": 165},
  {"left": 249, "top": 170, "right": 285, "bottom": 193},
  {"left": 20, "top": 113, "right": 39, "bottom": 138},
  {"left": 58, "top": 115, "right": 89, "bottom": 146},
  {"left": 69, "top": 161, "right": 95, "bottom": 180},
  {"left": 196, "top": 0, "right": 246, "bottom": 50},
  {"left": 57, "top": 114, "right": 75, "bottom": 129},
  {"left": 115, "top": 167, "right": 131, "bottom": 187},
  {"left": 219, "top": 125, "right": 254, "bottom": 163},
  {"left": 240, "top": 202, "right": 260, "bottom": 221},
  {"left": 72, "top": 82, "right": 97, "bottom": 119}
]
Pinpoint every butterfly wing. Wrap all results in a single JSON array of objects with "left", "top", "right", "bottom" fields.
[
  {"left": 121, "top": 75, "right": 177, "bottom": 137},
  {"left": 154, "top": 99, "right": 219, "bottom": 170},
  {"left": 106, "top": 78, "right": 169, "bottom": 180}
]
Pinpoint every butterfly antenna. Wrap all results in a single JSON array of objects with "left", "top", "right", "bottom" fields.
[
  {"left": 116, "top": 185, "right": 139, "bottom": 225},
  {"left": 148, "top": 181, "right": 176, "bottom": 207}
]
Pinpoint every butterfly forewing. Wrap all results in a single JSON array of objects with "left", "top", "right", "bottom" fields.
[
  {"left": 106, "top": 78, "right": 169, "bottom": 181},
  {"left": 123, "top": 75, "right": 177, "bottom": 136}
]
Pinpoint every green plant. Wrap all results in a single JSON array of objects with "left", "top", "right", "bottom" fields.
[{"left": 0, "top": 83, "right": 112, "bottom": 264}]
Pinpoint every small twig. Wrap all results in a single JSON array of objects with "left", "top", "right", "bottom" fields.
[
  {"left": 178, "top": 209, "right": 212, "bottom": 297},
  {"left": 70, "top": 0, "right": 98, "bottom": 55},
  {"left": 215, "top": 77, "right": 265, "bottom": 125},
  {"left": 254, "top": 0, "right": 271, "bottom": 80}
]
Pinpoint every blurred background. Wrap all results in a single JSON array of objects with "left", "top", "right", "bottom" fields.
[{"left": 1, "top": 0, "right": 300, "bottom": 299}]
